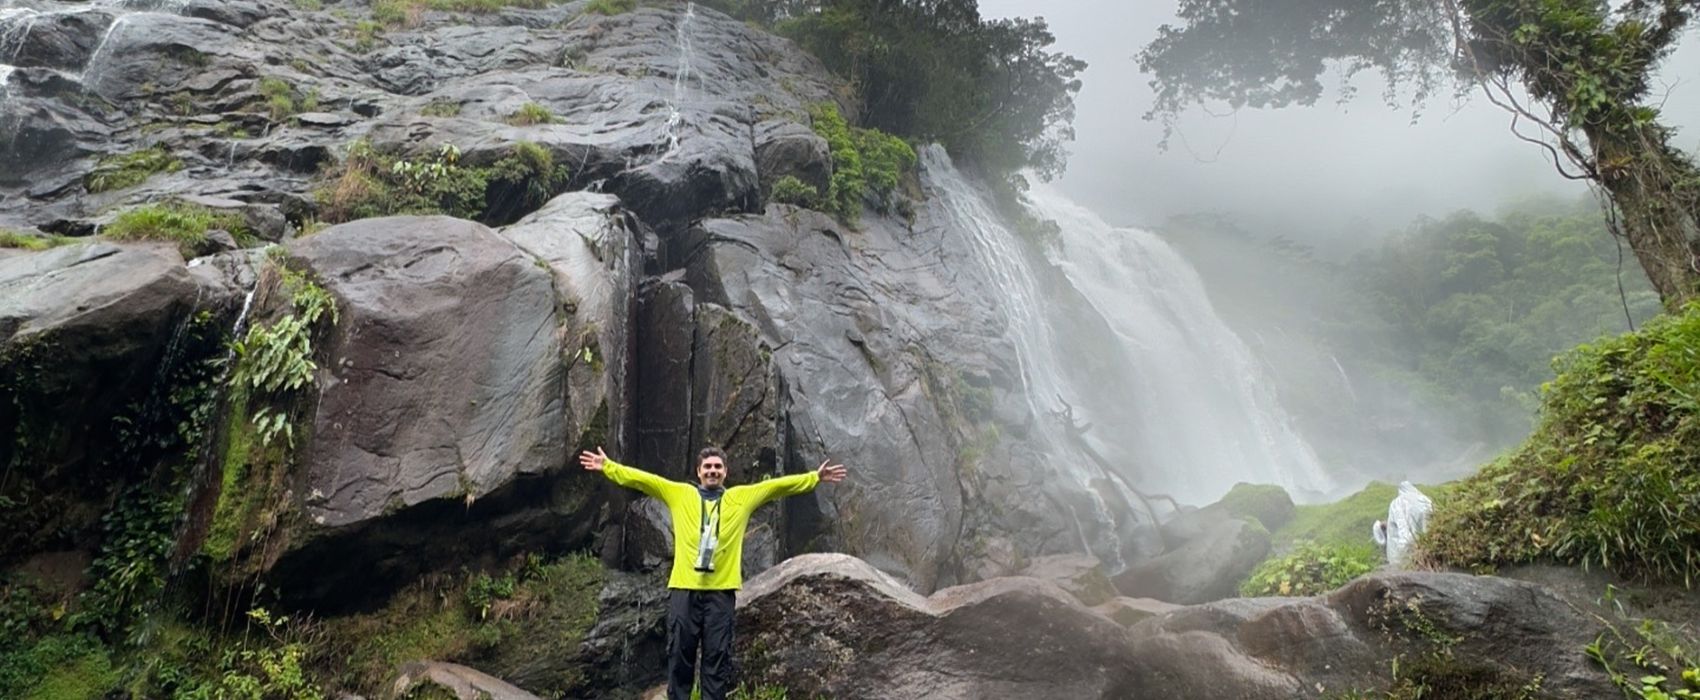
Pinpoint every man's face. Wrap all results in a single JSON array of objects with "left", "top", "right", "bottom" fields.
[{"left": 697, "top": 456, "right": 726, "bottom": 488}]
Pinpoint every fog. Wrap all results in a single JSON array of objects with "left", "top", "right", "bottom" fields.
[{"left": 981, "top": 0, "right": 1700, "bottom": 249}]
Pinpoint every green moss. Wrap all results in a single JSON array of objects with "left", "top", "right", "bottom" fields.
[
  {"left": 1215, "top": 482, "right": 1294, "bottom": 531},
  {"left": 1420, "top": 304, "right": 1700, "bottom": 584},
  {"left": 257, "top": 77, "right": 318, "bottom": 121},
  {"left": 0, "top": 634, "right": 117, "bottom": 700},
  {"left": 349, "top": 20, "right": 384, "bottom": 52},
  {"left": 321, "top": 553, "right": 604, "bottom": 695},
  {"left": 84, "top": 147, "right": 182, "bottom": 193}
]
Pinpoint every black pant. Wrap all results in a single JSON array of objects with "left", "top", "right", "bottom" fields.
[{"left": 667, "top": 589, "right": 736, "bottom": 700}]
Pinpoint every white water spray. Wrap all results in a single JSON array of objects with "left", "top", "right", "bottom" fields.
[
  {"left": 1024, "top": 183, "right": 1333, "bottom": 504},
  {"left": 656, "top": 1, "right": 695, "bottom": 163},
  {"left": 922, "top": 145, "right": 1134, "bottom": 566}
]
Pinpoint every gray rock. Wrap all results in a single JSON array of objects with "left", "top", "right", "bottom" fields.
[
  {"left": 1016, "top": 553, "right": 1119, "bottom": 606},
  {"left": 391, "top": 661, "right": 539, "bottom": 700},
  {"left": 288, "top": 215, "right": 563, "bottom": 527},
  {"left": 0, "top": 242, "right": 204, "bottom": 554},
  {"left": 753, "top": 119, "right": 831, "bottom": 201},
  {"left": 261, "top": 216, "right": 605, "bottom": 606},
  {"left": 1093, "top": 596, "right": 1180, "bottom": 627},
  {"left": 1125, "top": 571, "right": 1619, "bottom": 698},
  {"left": 737, "top": 553, "right": 1141, "bottom": 699},
  {"left": 1115, "top": 518, "right": 1270, "bottom": 604}
]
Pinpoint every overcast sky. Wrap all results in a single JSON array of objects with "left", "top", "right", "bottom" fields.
[{"left": 979, "top": 0, "right": 1700, "bottom": 248}]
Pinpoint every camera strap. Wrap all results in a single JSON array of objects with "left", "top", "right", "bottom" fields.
[{"left": 699, "top": 495, "right": 723, "bottom": 540}]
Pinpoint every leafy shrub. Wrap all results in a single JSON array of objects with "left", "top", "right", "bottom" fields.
[
  {"left": 807, "top": 103, "right": 913, "bottom": 224},
  {"left": 768, "top": 175, "right": 821, "bottom": 209},
  {"left": 84, "top": 147, "right": 182, "bottom": 193},
  {"left": 1419, "top": 304, "right": 1700, "bottom": 585},
  {"left": 1240, "top": 541, "right": 1378, "bottom": 597},
  {"left": 315, "top": 141, "right": 488, "bottom": 222}
]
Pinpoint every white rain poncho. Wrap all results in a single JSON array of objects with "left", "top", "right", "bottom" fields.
[{"left": 1371, "top": 481, "right": 1433, "bottom": 568}]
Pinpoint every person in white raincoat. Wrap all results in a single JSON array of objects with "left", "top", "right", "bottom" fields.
[{"left": 1371, "top": 481, "right": 1433, "bottom": 567}]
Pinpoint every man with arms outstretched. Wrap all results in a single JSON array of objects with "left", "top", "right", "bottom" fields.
[{"left": 578, "top": 445, "right": 848, "bottom": 700}]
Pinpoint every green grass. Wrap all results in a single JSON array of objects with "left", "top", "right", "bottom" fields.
[
  {"left": 101, "top": 201, "right": 251, "bottom": 257},
  {"left": 1272, "top": 481, "right": 1443, "bottom": 552},
  {"left": 0, "top": 231, "right": 78, "bottom": 251},
  {"left": 0, "top": 633, "right": 118, "bottom": 700},
  {"left": 421, "top": 98, "right": 463, "bottom": 117},
  {"left": 84, "top": 147, "right": 182, "bottom": 193},
  {"left": 1240, "top": 540, "right": 1379, "bottom": 597},
  {"left": 505, "top": 102, "right": 558, "bottom": 126},
  {"left": 582, "top": 0, "right": 636, "bottom": 15},
  {"left": 1419, "top": 304, "right": 1700, "bottom": 584}
]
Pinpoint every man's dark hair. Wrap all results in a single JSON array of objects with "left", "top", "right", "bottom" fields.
[{"left": 697, "top": 446, "right": 726, "bottom": 464}]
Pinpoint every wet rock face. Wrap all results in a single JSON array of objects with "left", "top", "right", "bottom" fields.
[
  {"left": 736, "top": 554, "right": 1143, "bottom": 700},
  {"left": 1114, "top": 517, "right": 1270, "bottom": 605},
  {"left": 0, "top": 242, "right": 208, "bottom": 555},
  {"left": 1126, "top": 571, "right": 1618, "bottom": 699},
  {"left": 287, "top": 215, "right": 564, "bottom": 528},
  {"left": 0, "top": 0, "right": 843, "bottom": 238}
]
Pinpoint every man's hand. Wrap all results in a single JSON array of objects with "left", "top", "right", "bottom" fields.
[
  {"left": 579, "top": 446, "right": 609, "bottom": 471},
  {"left": 817, "top": 459, "right": 848, "bottom": 483}
]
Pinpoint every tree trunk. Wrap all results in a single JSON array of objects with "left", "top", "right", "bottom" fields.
[{"left": 1586, "top": 120, "right": 1700, "bottom": 311}]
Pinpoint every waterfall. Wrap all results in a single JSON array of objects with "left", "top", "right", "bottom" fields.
[
  {"left": 656, "top": 1, "right": 695, "bottom": 163},
  {"left": 1023, "top": 183, "right": 1333, "bottom": 504},
  {"left": 921, "top": 145, "right": 1135, "bottom": 567}
]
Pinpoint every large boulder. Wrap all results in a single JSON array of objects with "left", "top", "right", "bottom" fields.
[
  {"left": 390, "top": 661, "right": 539, "bottom": 700},
  {"left": 1125, "top": 571, "right": 1619, "bottom": 698},
  {"left": 254, "top": 216, "right": 604, "bottom": 605},
  {"left": 736, "top": 553, "right": 1142, "bottom": 699},
  {"left": 1114, "top": 518, "right": 1271, "bottom": 604},
  {"left": 0, "top": 242, "right": 217, "bottom": 557},
  {"left": 1015, "top": 553, "right": 1119, "bottom": 607}
]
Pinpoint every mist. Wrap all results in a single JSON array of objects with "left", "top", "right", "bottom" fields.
[{"left": 981, "top": 0, "right": 1700, "bottom": 249}]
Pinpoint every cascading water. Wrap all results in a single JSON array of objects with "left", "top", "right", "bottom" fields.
[
  {"left": 922, "top": 145, "right": 1136, "bottom": 567},
  {"left": 656, "top": 1, "right": 695, "bottom": 163},
  {"left": 1023, "top": 183, "right": 1334, "bottom": 504}
]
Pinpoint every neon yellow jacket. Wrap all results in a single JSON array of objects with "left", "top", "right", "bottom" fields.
[{"left": 602, "top": 460, "right": 820, "bottom": 590}]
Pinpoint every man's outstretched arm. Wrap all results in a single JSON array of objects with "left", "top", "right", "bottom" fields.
[
  {"left": 579, "top": 446, "right": 679, "bottom": 500},
  {"left": 748, "top": 459, "right": 848, "bottom": 506}
]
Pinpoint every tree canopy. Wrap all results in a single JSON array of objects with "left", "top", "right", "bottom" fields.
[
  {"left": 706, "top": 0, "right": 1086, "bottom": 179},
  {"left": 1139, "top": 0, "right": 1700, "bottom": 308}
]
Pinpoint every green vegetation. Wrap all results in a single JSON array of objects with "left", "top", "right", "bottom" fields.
[
  {"left": 0, "top": 230, "right": 78, "bottom": 250},
  {"left": 374, "top": 0, "right": 566, "bottom": 26},
  {"left": 315, "top": 139, "right": 569, "bottom": 225},
  {"left": 1418, "top": 304, "right": 1700, "bottom": 585},
  {"left": 1240, "top": 541, "right": 1378, "bottom": 597},
  {"left": 208, "top": 265, "right": 338, "bottom": 565},
  {"left": 1273, "top": 482, "right": 1435, "bottom": 552},
  {"left": 807, "top": 103, "right": 914, "bottom": 223},
  {"left": 349, "top": 20, "right": 384, "bottom": 52},
  {"left": 505, "top": 102, "right": 558, "bottom": 126},
  {"left": 101, "top": 200, "right": 252, "bottom": 258},
  {"left": 420, "top": 98, "right": 462, "bottom": 118},
  {"left": 582, "top": 0, "right": 635, "bottom": 15},
  {"left": 768, "top": 175, "right": 821, "bottom": 209},
  {"left": 321, "top": 553, "right": 603, "bottom": 695},
  {"left": 1357, "top": 202, "right": 1661, "bottom": 440},
  {"left": 1137, "top": 0, "right": 1700, "bottom": 308},
  {"left": 258, "top": 77, "right": 319, "bottom": 121},
  {"left": 1213, "top": 482, "right": 1291, "bottom": 531},
  {"left": 84, "top": 147, "right": 182, "bottom": 193},
  {"left": 710, "top": 0, "right": 1082, "bottom": 181}
]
